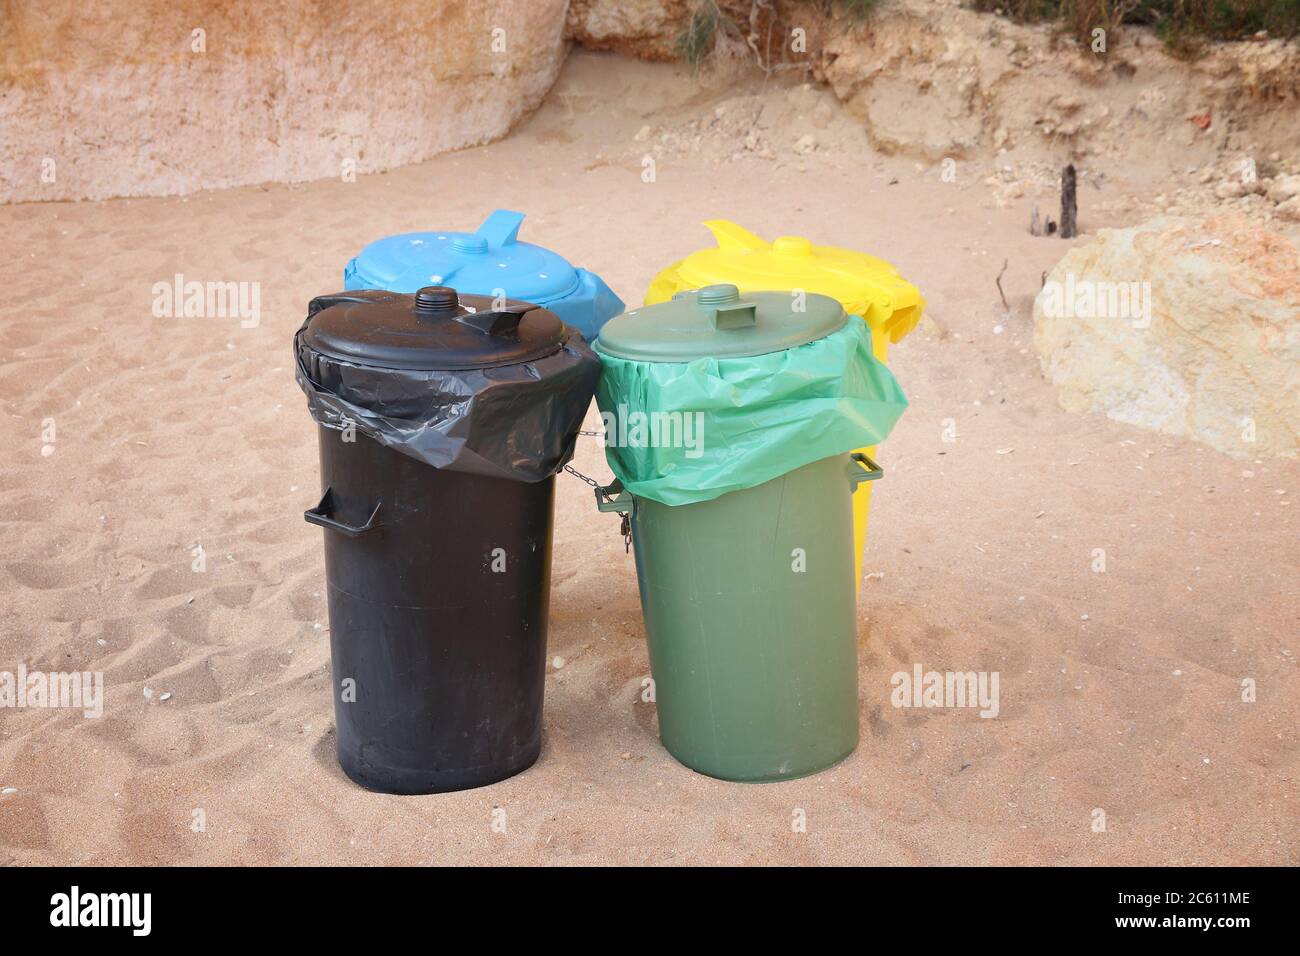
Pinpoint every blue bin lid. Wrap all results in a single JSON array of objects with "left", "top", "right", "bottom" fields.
[{"left": 348, "top": 210, "right": 582, "bottom": 304}]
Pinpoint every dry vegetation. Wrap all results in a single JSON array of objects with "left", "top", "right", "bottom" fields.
[
  {"left": 677, "top": 1, "right": 1299, "bottom": 68},
  {"left": 969, "top": 0, "right": 1300, "bottom": 54}
]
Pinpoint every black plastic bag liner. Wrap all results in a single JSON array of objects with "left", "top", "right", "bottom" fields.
[{"left": 294, "top": 288, "right": 601, "bottom": 482}]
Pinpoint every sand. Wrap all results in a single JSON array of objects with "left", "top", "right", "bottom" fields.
[{"left": 1, "top": 52, "right": 1296, "bottom": 866}]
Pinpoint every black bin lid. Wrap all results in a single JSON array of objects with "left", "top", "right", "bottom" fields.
[{"left": 302, "top": 287, "right": 568, "bottom": 371}]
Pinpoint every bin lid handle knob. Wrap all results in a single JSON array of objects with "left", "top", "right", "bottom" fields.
[
  {"left": 697, "top": 284, "right": 757, "bottom": 330},
  {"left": 455, "top": 308, "right": 525, "bottom": 336},
  {"left": 415, "top": 285, "right": 525, "bottom": 336},
  {"left": 475, "top": 209, "right": 525, "bottom": 248},
  {"left": 702, "top": 219, "right": 767, "bottom": 252}
]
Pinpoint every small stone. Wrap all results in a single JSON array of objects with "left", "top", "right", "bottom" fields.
[
  {"left": 552, "top": 656, "right": 566, "bottom": 669},
  {"left": 1278, "top": 197, "right": 1300, "bottom": 222},
  {"left": 1214, "top": 180, "right": 1246, "bottom": 200},
  {"left": 1267, "top": 173, "right": 1300, "bottom": 203}
]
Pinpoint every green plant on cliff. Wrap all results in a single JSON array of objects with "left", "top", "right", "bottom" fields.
[
  {"left": 677, "top": 2, "right": 722, "bottom": 66},
  {"left": 969, "top": 0, "right": 1300, "bottom": 50},
  {"left": 840, "top": 0, "right": 881, "bottom": 20}
]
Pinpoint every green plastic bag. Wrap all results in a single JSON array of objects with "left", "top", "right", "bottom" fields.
[{"left": 594, "top": 319, "right": 908, "bottom": 506}]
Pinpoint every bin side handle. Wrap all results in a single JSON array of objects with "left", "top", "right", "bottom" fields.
[
  {"left": 594, "top": 478, "right": 634, "bottom": 516},
  {"left": 593, "top": 479, "right": 634, "bottom": 554},
  {"left": 848, "top": 452, "right": 883, "bottom": 488},
  {"left": 305, "top": 488, "right": 382, "bottom": 537}
]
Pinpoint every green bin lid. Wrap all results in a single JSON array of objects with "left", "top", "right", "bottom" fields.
[{"left": 595, "top": 284, "right": 846, "bottom": 362}]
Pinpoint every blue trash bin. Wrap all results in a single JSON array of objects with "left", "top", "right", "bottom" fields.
[{"left": 344, "top": 210, "right": 624, "bottom": 342}]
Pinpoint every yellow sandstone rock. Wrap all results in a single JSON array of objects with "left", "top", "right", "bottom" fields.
[
  {"left": 1033, "top": 216, "right": 1299, "bottom": 459},
  {"left": 1, "top": 1, "right": 569, "bottom": 202}
]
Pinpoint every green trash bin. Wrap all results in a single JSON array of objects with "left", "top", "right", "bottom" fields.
[{"left": 592, "top": 285, "right": 908, "bottom": 782}]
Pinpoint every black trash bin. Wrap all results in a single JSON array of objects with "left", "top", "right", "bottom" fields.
[{"left": 294, "top": 287, "right": 601, "bottom": 794}]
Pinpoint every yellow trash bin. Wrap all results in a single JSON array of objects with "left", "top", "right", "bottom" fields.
[{"left": 645, "top": 220, "right": 924, "bottom": 588}]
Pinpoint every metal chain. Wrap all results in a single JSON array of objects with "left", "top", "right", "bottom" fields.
[
  {"left": 562, "top": 453, "right": 630, "bottom": 554},
  {"left": 618, "top": 512, "right": 631, "bottom": 553},
  {"left": 562, "top": 463, "right": 600, "bottom": 488},
  {"left": 563, "top": 428, "right": 609, "bottom": 491}
]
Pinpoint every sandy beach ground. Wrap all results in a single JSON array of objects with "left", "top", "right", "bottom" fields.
[{"left": 1, "top": 52, "right": 1296, "bottom": 866}]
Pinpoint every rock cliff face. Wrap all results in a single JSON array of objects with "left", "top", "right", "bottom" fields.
[
  {"left": 565, "top": 0, "right": 1300, "bottom": 177},
  {"left": 1033, "top": 216, "right": 1300, "bottom": 459},
  {"left": 817, "top": 0, "right": 1300, "bottom": 171},
  {"left": 6, "top": 1, "right": 1298, "bottom": 203},
  {"left": 565, "top": 0, "right": 692, "bottom": 60},
  {"left": 1, "top": 0, "right": 569, "bottom": 202}
]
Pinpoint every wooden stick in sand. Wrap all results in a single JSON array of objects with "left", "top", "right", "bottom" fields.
[{"left": 1060, "top": 164, "right": 1078, "bottom": 239}]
